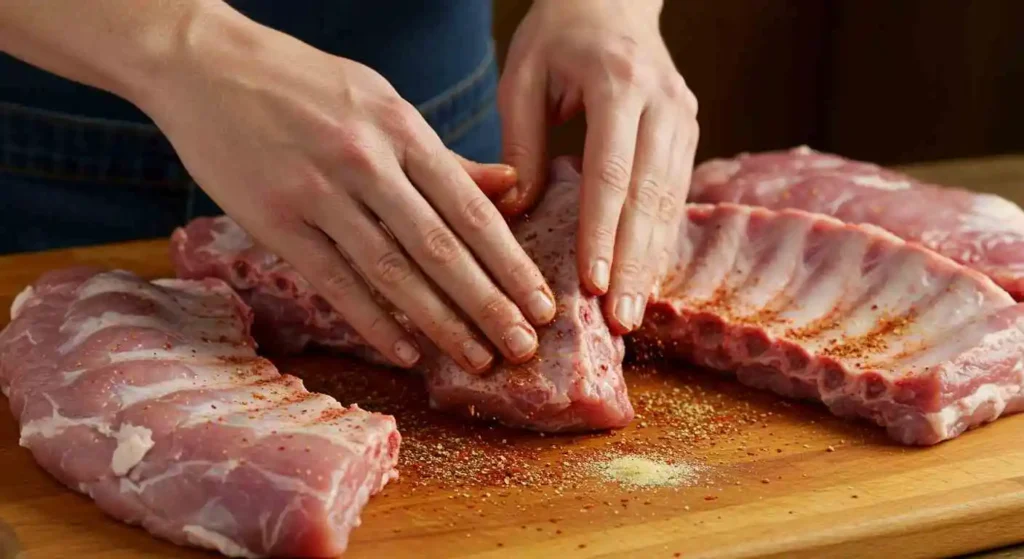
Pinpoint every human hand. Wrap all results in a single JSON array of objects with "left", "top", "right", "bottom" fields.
[
  {"left": 137, "top": 7, "right": 556, "bottom": 373},
  {"left": 498, "top": 0, "right": 699, "bottom": 334}
]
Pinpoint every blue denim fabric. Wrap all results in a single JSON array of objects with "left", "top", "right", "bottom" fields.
[{"left": 0, "top": 2, "right": 501, "bottom": 254}]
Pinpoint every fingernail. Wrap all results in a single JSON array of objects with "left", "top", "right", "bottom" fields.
[
  {"left": 614, "top": 296, "right": 635, "bottom": 330},
  {"left": 633, "top": 293, "right": 647, "bottom": 326},
  {"left": 500, "top": 186, "right": 519, "bottom": 206},
  {"left": 461, "top": 339, "right": 493, "bottom": 371},
  {"left": 591, "top": 259, "right": 610, "bottom": 292},
  {"left": 503, "top": 324, "right": 538, "bottom": 359},
  {"left": 492, "top": 163, "right": 516, "bottom": 178},
  {"left": 393, "top": 339, "right": 421, "bottom": 366},
  {"left": 527, "top": 290, "right": 556, "bottom": 323}
]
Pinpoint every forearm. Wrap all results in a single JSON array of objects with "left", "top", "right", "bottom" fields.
[{"left": 0, "top": 0, "right": 238, "bottom": 108}]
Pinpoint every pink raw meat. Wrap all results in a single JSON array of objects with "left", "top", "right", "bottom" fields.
[
  {"left": 0, "top": 268, "right": 399, "bottom": 557},
  {"left": 171, "top": 158, "right": 634, "bottom": 433},
  {"left": 635, "top": 203, "right": 1024, "bottom": 445},
  {"left": 422, "top": 159, "right": 633, "bottom": 431},
  {"left": 689, "top": 146, "right": 1024, "bottom": 300},
  {"left": 170, "top": 222, "right": 385, "bottom": 362}
]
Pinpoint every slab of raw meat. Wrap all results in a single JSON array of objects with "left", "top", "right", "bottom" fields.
[
  {"left": 689, "top": 146, "right": 1024, "bottom": 300},
  {"left": 170, "top": 221, "right": 386, "bottom": 361},
  {"left": 0, "top": 268, "right": 400, "bottom": 557},
  {"left": 171, "top": 157, "right": 633, "bottom": 432},
  {"left": 634, "top": 203, "right": 1024, "bottom": 445}
]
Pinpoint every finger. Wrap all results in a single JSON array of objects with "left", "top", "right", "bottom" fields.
[
  {"left": 405, "top": 143, "right": 557, "bottom": 328},
  {"left": 576, "top": 91, "right": 644, "bottom": 298},
  {"left": 655, "top": 114, "right": 700, "bottom": 291},
  {"left": 496, "top": 63, "right": 549, "bottom": 216},
  {"left": 311, "top": 191, "right": 499, "bottom": 374},
  {"left": 660, "top": 109, "right": 698, "bottom": 262},
  {"left": 641, "top": 131, "right": 684, "bottom": 323},
  {"left": 605, "top": 102, "right": 676, "bottom": 333},
  {"left": 265, "top": 223, "right": 421, "bottom": 368},
  {"left": 360, "top": 161, "right": 547, "bottom": 365},
  {"left": 452, "top": 151, "right": 519, "bottom": 198}
]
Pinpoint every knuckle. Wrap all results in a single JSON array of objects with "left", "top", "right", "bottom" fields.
[
  {"left": 423, "top": 226, "right": 462, "bottom": 265},
  {"left": 374, "top": 251, "right": 412, "bottom": 286},
  {"left": 506, "top": 257, "right": 543, "bottom": 287},
  {"left": 616, "top": 259, "right": 645, "bottom": 282},
  {"left": 591, "top": 224, "right": 618, "bottom": 251},
  {"left": 411, "top": 142, "right": 447, "bottom": 176},
  {"left": 684, "top": 88, "right": 700, "bottom": 115},
  {"left": 322, "top": 269, "right": 361, "bottom": 298},
  {"left": 478, "top": 293, "right": 514, "bottom": 325},
  {"left": 368, "top": 314, "right": 393, "bottom": 336},
  {"left": 660, "top": 76, "right": 688, "bottom": 100},
  {"left": 604, "top": 39, "right": 644, "bottom": 85},
  {"left": 462, "top": 195, "right": 499, "bottom": 231},
  {"left": 437, "top": 316, "right": 473, "bottom": 345},
  {"left": 379, "top": 97, "right": 421, "bottom": 142},
  {"left": 503, "top": 141, "right": 533, "bottom": 166},
  {"left": 630, "top": 178, "right": 662, "bottom": 216},
  {"left": 598, "top": 155, "right": 632, "bottom": 195},
  {"left": 299, "top": 173, "right": 336, "bottom": 201},
  {"left": 657, "top": 191, "right": 680, "bottom": 223},
  {"left": 334, "top": 135, "right": 376, "bottom": 172}
]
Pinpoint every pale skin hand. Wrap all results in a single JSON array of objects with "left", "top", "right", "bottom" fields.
[
  {"left": 0, "top": 1, "right": 557, "bottom": 374},
  {"left": 499, "top": 0, "right": 700, "bottom": 334}
]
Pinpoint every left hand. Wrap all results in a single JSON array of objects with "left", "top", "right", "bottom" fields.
[{"left": 497, "top": 0, "right": 699, "bottom": 334}]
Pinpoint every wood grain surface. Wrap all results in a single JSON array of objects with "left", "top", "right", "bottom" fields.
[{"left": 0, "top": 156, "right": 1022, "bottom": 558}]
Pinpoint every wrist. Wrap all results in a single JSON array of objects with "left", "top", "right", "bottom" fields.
[
  {"left": 122, "top": 2, "right": 261, "bottom": 116},
  {"left": 529, "top": 0, "right": 662, "bottom": 26}
]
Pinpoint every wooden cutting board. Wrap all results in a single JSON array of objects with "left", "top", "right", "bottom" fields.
[{"left": 1, "top": 155, "right": 1023, "bottom": 559}]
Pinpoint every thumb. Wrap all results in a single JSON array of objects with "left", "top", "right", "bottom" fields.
[
  {"left": 497, "top": 67, "right": 549, "bottom": 216},
  {"left": 451, "top": 151, "right": 519, "bottom": 198}
]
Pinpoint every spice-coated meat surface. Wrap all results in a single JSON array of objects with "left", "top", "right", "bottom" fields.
[
  {"left": 423, "top": 159, "right": 633, "bottom": 431},
  {"left": 171, "top": 158, "right": 634, "bottom": 433},
  {"left": 0, "top": 268, "right": 399, "bottom": 558},
  {"left": 636, "top": 203, "right": 1024, "bottom": 445},
  {"left": 689, "top": 146, "right": 1024, "bottom": 300}
]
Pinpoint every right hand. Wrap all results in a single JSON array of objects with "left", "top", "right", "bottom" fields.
[{"left": 135, "top": 8, "right": 556, "bottom": 373}]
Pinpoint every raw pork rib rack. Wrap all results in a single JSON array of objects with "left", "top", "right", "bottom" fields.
[
  {"left": 637, "top": 204, "right": 1024, "bottom": 445},
  {"left": 689, "top": 146, "right": 1024, "bottom": 300},
  {"left": 0, "top": 268, "right": 399, "bottom": 557},
  {"left": 172, "top": 159, "right": 633, "bottom": 433},
  {"left": 172, "top": 156, "right": 1024, "bottom": 445}
]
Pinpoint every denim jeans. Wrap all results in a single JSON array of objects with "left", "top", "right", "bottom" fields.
[{"left": 0, "top": 2, "right": 501, "bottom": 254}]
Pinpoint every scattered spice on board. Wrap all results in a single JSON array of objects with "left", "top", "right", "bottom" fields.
[{"left": 298, "top": 358, "right": 784, "bottom": 492}]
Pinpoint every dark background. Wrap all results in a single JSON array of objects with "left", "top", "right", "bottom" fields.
[{"left": 493, "top": 0, "right": 1024, "bottom": 165}]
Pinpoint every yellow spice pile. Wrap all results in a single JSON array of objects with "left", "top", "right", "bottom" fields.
[{"left": 589, "top": 455, "right": 699, "bottom": 489}]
